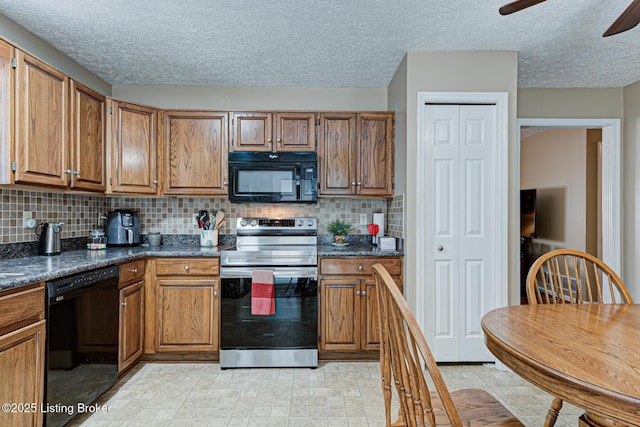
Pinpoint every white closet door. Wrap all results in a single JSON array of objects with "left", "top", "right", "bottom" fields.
[{"left": 423, "top": 104, "right": 496, "bottom": 362}]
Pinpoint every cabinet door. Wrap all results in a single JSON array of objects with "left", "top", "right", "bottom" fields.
[
  {"left": 357, "top": 113, "right": 394, "bottom": 196},
  {"left": 163, "top": 111, "right": 228, "bottom": 195},
  {"left": 320, "top": 278, "right": 359, "bottom": 351},
  {"left": 318, "top": 113, "right": 357, "bottom": 195},
  {"left": 156, "top": 279, "right": 218, "bottom": 352},
  {"left": 230, "top": 112, "right": 272, "bottom": 152},
  {"left": 362, "top": 279, "right": 380, "bottom": 351},
  {"left": 110, "top": 99, "right": 158, "bottom": 194},
  {"left": 275, "top": 112, "right": 316, "bottom": 152},
  {"left": 15, "top": 50, "right": 69, "bottom": 187},
  {"left": 119, "top": 280, "right": 144, "bottom": 373},
  {"left": 0, "top": 320, "right": 45, "bottom": 427},
  {"left": 0, "top": 39, "right": 14, "bottom": 185},
  {"left": 70, "top": 80, "right": 106, "bottom": 192}
]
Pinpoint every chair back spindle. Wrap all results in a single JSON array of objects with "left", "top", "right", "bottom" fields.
[
  {"left": 527, "top": 249, "right": 633, "bottom": 305},
  {"left": 372, "top": 263, "right": 523, "bottom": 426}
]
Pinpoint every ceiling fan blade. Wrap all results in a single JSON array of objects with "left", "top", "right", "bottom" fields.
[
  {"left": 499, "top": 0, "right": 547, "bottom": 16},
  {"left": 603, "top": 0, "right": 640, "bottom": 37}
]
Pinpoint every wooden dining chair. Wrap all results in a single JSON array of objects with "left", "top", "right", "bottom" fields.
[
  {"left": 372, "top": 263, "right": 523, "bottom": 426},
  {"left": 526, "top": 248, "right": 634, "bottom": 427}
]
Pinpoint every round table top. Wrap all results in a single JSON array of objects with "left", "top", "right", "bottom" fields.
[{"left": 482, "top": 304, "right": 640, "bottom": 425}]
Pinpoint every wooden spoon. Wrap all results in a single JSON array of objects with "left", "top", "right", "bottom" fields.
[{"left": 213, "top": 210, "right": 225, "bottom": 230}]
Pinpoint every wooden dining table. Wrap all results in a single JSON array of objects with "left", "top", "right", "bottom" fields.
[{"left": 482, "top": 304, "right": 640, "bottom": 427}]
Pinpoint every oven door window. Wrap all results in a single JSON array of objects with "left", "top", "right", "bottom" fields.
[{"left": 220, "top": 276, "right": 318, "bottom": 349}]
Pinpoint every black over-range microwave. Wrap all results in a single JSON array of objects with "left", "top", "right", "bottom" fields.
[{"left": 228, "top": 152, "right": 317, "bottom": 203}]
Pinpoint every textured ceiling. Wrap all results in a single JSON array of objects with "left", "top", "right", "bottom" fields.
[{"left": 1, "top": 0, "right": 640, "bottom": 88}]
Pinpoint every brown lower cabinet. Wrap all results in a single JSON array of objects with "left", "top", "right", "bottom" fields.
[
  {"left": 0, "top": 283, "right": 45, "bottom": 427},
  {"left": 319, "top": 257, "right": 402, "bottom": 352},
  {"left": 152, "top": 258, "right": 220, "bottom": 353},
  {"left": 118, "top": 260, "right": 146, "bottom": 373}
]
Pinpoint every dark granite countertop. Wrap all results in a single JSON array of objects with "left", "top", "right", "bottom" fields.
[
  {"left": 317, "top": 244, "right": 403, "bottom": 257},
  {"left": 0, "top": 243, "right": 402, "bottom": 292},
  {"left": 0, "top": 244, "right": 232, "bottom": 291}
]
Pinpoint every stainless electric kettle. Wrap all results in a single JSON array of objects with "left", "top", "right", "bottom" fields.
[{"left": 36, "top": 222, "right": 65, "bottom": 256}]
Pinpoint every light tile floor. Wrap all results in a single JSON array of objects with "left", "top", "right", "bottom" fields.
[{"left": 70, "top": 362, "right": 583, "bottom": 426}]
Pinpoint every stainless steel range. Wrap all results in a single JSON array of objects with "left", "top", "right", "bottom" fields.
[{"left": 220, "top": 217, "right": 318, "bottom": 368}]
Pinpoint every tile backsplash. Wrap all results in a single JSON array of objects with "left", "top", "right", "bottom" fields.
[
  {"left": 1, "top": 188, "right": 405, "bottom": 245},
  {"left": 0, "top": 189, "right": 109, "bottom": 244}
]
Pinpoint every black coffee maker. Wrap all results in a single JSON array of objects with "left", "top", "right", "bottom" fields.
[{"left": 36, "top": 222, "right": 65, "bottom": 256}]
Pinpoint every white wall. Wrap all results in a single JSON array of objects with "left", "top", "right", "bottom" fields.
[
  {"left": 111, "top": 86, "right": 388, "bottom": 111},
  {"left": 390, "top": 50, "right": 519, "bottom": 308},
  {"left": 387, "top": 55, "right": 407, "bottom": 196},
  {"left": 521, "top": 129, "right": 588, "bottom": 250},
  {"left": 623, "top": 81, "right": 640, "bottom": 299},
  {"left": 518, "top": 88, "right": 635, "bottom": 298},
  {"left": 518, "top": 88, "right": 623, "bottom": 119}
]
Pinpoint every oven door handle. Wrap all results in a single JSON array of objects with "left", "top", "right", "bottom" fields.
[{"left": 220, "top": 267, "right": 317, "bottom": 279}]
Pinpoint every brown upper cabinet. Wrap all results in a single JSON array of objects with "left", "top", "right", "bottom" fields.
[
  {"left": 69, "top": 80, "right": 106, "bottom": 192},
  {"left": 230, "top": 112, "right": 316, "bottom": 152},
  {"left": 0, "top": 39, "right": 14, "bottom": 185},
  {"left": 0, "top": 42, "right": 105, "bottom": 192},
  {"left": 162, "top": 111, "right": 228, "bottom": 196},
  {"left": 14, "top": 50, "right": 70, "bottom": 188},
  {"left": 108, "top": 99, "right": 160, "bottom": 195},
  {"left": 318, "top": 112, "right": 394, "bottom": 197}
]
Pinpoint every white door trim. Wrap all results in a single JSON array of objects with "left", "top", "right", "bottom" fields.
[
  {"left": 516, "top": 118, "right": 622, "bottom": 275},
  {"left": 416, "top": 92, "right": 509, "bottom": 354}
]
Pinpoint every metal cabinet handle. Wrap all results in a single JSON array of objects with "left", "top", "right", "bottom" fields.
[
  {"left": 362, "top": 290, "right": 367, "bottom": 296},
  {"left": 153, "top": 179, "right": 158, "bottom": 184},
  {"left": 437, "top": 246, "right": 444, "bottom": 252},
  {"left": 223, "top": 179, "right": 228, "bottom": 185},
  {"left": 357, "top": 182, "right": 362, "bottom": 186},
  {"left": 358, "top": 265, "right": 364, "bottom": 271},
  {"left": 65, "top": 169, "right": 72, "bottom": 175},
  {"left": 356, "top": 290, "right": 361, "bottom": 296},
  {"left": 276, "top": 138, "right": 281, "bottom": 143},
  {"left": 213, "top": 290, "right": 218, "bottom": 297},
  {"left": 267, "top": 138, "right": 272, "bottom": 143},
  {"left": 184, "top": 265, "right": 190, "bottom": 271},
  {"left": 129, "top": 268, "right": 138, "bottom": 274},
  {"left": 121, "top": 301, "right": 127, "bottom": 307},
  {"left": 74, "top": 170, "right": 80, "bottom": 176},
  {"left": 351, "top": 181, "right": 356, "bottom": 186}
]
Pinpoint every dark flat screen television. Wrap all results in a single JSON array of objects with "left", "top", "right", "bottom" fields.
[{"left": 520, "top": 189, "right": 537, "bottom": 238}]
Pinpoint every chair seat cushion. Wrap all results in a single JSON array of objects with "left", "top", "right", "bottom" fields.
[{"left": 432, "top": 388, "right": 524, "bottom": 426}]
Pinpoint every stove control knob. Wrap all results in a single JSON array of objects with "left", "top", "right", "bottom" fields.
[
  {"left": 240, "top": 220, "right": 247, "bottom": 227},
  {"left": 297, "top": 220, "right": 303, "bottom": 227},
  {"left": 306, "top": 220, "right": 314, "bottom": 227},
  {"left": 250, "top": 220, "right": 258, "bottom": 227}
]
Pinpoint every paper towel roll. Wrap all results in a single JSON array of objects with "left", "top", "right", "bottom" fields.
[{"left": 373, "top": 213, "right": 385, "bottom": 240}]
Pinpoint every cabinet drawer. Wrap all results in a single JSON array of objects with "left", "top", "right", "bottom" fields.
[
  {"left": 0, "top": 284, "right": 45, "bottom": 330},
  {"left": 155, "top": 258, "right": 219, "bottom": 276},
  {"left": 320, "top": 257, "right": 402, "bottom": 276},
  {"left": 119, "top": 260, "right": 145, "bottom": 284}
]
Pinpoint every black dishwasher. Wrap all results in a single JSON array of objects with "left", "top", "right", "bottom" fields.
[{"left": 45, "top": 265, "right": 119, "bottom": 427}]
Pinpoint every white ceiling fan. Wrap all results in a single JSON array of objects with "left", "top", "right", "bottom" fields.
[{"left": 499, "top": 0, "right": 640, "bottom": 36}]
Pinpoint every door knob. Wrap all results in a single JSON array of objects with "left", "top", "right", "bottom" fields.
[{"left": 121, "top": 301, "right": 127, "bottom": 307}]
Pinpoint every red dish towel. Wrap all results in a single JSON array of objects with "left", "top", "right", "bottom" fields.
[{"left": 251, "top": 270, "right": 275, "bottom": 316}]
